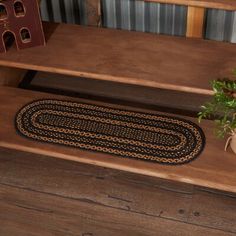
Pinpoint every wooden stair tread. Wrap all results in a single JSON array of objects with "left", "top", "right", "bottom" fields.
[
  {"left": 1, "top": 87, "right": 236, "bottom": 193},
  {"left": 1, "top": 22, "right": 236, "bottom": 95},
  {"left": 146, "top": 0, "right": 236, "bottom": 11}
]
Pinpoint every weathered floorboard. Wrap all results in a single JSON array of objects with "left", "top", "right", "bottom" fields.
[
  {"left": 1, "top": 148, "right": 236, "bottom": 235},
  {"left": 1, "top": 184, "right": 235, "bottom": 236}
]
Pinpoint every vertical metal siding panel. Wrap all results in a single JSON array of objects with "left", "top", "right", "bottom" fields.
[
  {"left": 171, "top": 5, "right": 176, "bottom": 35},
  {"left": 120, "top": 0, "right": 131, "bottom": 30},
  {"left": 144, "top": 2, "right": 150, "bottom": 32},
  {"left": 160, "top": 4, "right": 174, "bottom": 35},
  {"left": 115, "top": 0, "right": 121, "bottom": 28},
  {"left": 41, "top": 0, "right": 84, "bottom": 24},
  {"left": 206, "top": 9, "right": 236, "bottom": 43},
  {"left": 148, "top": 2, "right": 161, "bottom": 33},
  {"left": 51, "top": 1, "right": 62, "bottom": 23},
  {"left": 101, "top": 0, "right": 108, "bottom": 26},
  {"left": 134, "top": 0, "right": 145, "bottom": 32},
  {"left": 205, "top": 9, "right": 215, "bottom": 40},
  {"left": 160, "top": 4, "right": 187, "bottom": 36},
  {"left": 64, "top": 0, "right": 75, "bottom": 24},
  {"left": 103, "top": 0, "right": 117, "bottom": 28},
  {"left": 101, "top": 0, "right": 107, "bottom": 25},
  {"left": 40, "top": 0, "right": 50, "bottom": 21},
  {"left": 155, "top": 2, "right": 185, "bottom": 37},
  {"left": 101, "top": 1, "right": 187, "bottom": 36},
  {"left": 72, "top": 0, "right": 81, "bottom": 24},
  {"left": 231, "top": 12, "right": 236, "bottom": 43},
  {"left": 129, "top": 0, "right": 136, "bottom": 31},
  {"left": 78, "top": 0, "right": 86, "bottom": 25},
  {"left": 224, "top": 11, "right": 234, "bottom": 42},
  {"left": 173, "top": 5, "right": 187, "bottom": 36},
  {"left": 45, "top": 0, "right": 54, "bottom": 22},
  {"left": 59, "top": 0, "right": 67, "bottom": 23},
  {"left": 205, "top": 9, "right": 226, "bottom": 41}
]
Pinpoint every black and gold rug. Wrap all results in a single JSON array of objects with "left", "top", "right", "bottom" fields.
[{"left": 15, "top": 99, "right": 205, "bottom": 165}]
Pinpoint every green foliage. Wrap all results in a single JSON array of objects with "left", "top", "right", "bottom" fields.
[{"left": 198, "top": 71, "right": 236, "bottom": 138}]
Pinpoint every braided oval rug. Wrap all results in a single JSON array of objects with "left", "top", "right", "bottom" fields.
[{"left": 15, "top": 99, "right": 205, "bottom": 165}]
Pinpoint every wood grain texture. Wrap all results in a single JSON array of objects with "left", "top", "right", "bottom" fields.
[
  {"left": 186, "top": 7, "right": 205, "bottom": 38},
  {"left": 188, "top": 190, "right": 236, "bottom": 232},
  {"left": 0, "top": 23, "right": 235, "bottom": 95},
  {"left": 1, "top": 148, "right": 236, "bottom": 235},
  {"left": 2, "top": 184, "right": 236, "bottom": 236},
  {"left": 0, "top": 66, "right": 26, "bottom": 87},
  {"left": 144, "top": 0, "right": 236, "bottom": 10},
  {"left": 0, "top": 87, "right": 236, "bottom": 193}
]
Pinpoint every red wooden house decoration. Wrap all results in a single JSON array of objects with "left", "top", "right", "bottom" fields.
[{"left": 0, "top": 0, "right": 45, "bottom": 53}]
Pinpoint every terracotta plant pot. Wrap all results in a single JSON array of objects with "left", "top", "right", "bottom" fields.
[{"left": 230, "top": 134, "right": 236, "bottom": 154}]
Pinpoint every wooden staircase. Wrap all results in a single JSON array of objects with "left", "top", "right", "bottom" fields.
[{"left": 1, "top": 0, "right": 236, "bottom": 193}]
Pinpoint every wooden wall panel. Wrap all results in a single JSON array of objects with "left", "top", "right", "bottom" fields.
[{"left": 186, "top": 6, "right": 205, "bottom": 38}]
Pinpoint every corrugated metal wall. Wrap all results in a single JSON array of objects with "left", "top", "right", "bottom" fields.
[
  {"left": 206, "top": 9, "right": 235, "bottom": 42},
  {"left": 40, "top": 0, "right": 87, "bottom": 24},
  {"left": 40, "top": 0, "right": 236, "bottom": 43},
  {"left": 101, "top": 1, "right": 187, "bottom": 36}
]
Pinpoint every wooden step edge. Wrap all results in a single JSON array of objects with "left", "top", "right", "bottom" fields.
[
  {"left": 0, "top": 87, "right": 235, "bottom": 194},
  {"left": 0, "top": 61, "right": 214, "bottom": 96},
  {"left": 0, "top": 141, "right": 234, "bottom": 195}
]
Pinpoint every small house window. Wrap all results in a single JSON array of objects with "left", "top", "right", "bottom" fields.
[
  {"left": 20, "top": 28, "right": 31, "bottom": 43},
  {"left": 0, "top": 5, "right": 7, "bottom": 20},
  {"left": 3, "top": 31, "right": 16, "bottom": 51},
  {"left": 14, "top": 1, "right": 25, "bottom": 16}
]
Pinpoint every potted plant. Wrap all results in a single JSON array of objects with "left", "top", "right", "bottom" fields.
[{"left": 198, "top": 70, "right": 236, "bottom": 153}]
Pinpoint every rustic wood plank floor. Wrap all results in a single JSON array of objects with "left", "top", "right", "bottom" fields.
[{"left": 1, "top": 147, "right": 236, "bottom": 236}]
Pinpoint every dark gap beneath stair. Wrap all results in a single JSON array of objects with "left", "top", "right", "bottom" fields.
[{"left": 19, "top": 70, "right": 212, "bottom": 118}]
